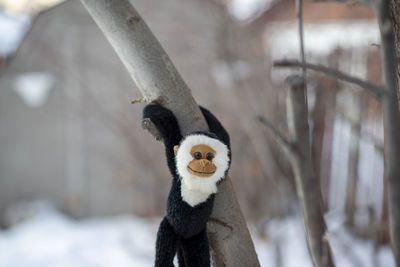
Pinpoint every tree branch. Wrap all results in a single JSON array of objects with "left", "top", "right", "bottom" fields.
[
  {"left": 79, "top": 0, "right": 260, "bottom": 266},
  {"left": 296, "top": 0, "right": 307, "bottom": 88},
  {"left": 313, "top": 0, "right": 377, "bottom": 9},
  {"left": 274, "top": 59, "right": 386, "bottom": 99}
]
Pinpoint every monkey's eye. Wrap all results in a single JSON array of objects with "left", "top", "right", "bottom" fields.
[
  {"left": 194, "top": 152, "right": 202, "bottom": 159},
  {"left": 206, "top": 153, "right": 214, "bottom": 161}
]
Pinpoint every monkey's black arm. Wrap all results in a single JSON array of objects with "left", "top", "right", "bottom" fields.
[
  {"left": 199, "top": 106, "right": 230, "bottom": 150},
  {"left": 143, "top": 104, "right": 182, "bottom": 174}
]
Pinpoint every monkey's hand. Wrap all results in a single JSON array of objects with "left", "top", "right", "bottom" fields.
[
  {"left": 142, "top": 104, "right": 182, "bottom": 144},
  {"left": 199, "top": 106, "right": 230, "bottom": 151}
]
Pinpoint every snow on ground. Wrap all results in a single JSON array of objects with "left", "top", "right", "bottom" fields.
[
  {"left": 0, "top": 201, "right": 395, "bottom": 267},
  {"left": 0, "top": 202, "right": 157, "bottom": 267}
]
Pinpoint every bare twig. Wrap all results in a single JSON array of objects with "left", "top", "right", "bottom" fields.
[
  {"left": 296, "top": 0, "right": 307, "bottom": 89},
  {"left": 79, "top": 1, "right": 260, "bottom": 266},
  {"left": 130, "top": 99, "right": 144, "bottom": 104},
  {"left": 313, "top": 0, "right": 376, "bottom": 9},
  {"left": 274, "top": 59, "right": 386, "bottom": 99},
  {"left": 256, "top": 115, "right": 296, "bottom": 161},
  {"left": 130, "top": 89, "right": 145, "bottom": 104}
]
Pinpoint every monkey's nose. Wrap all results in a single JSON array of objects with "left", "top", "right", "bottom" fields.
[{"left": 199, "top": 159, "right": 210, "bottom": 168}]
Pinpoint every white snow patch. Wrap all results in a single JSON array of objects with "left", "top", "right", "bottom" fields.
[
  {"left": 327, "top": 212, "right": 395, "bottom": 267},
  {"left": 0, "top": 201, "right": 395, "bottom": 267},
  {"left": 0, "top": 11, "right": 30, "bottom": 56},
  {"left": 265, "top": 20, "right": 379, "bottom": 59},
  {"left": 253, "top": 213, "right": 395, "bottom": 267},
  {"left": 228, "top": 0, "right": 275, "bottom": 21},
  {"left": 0, "top": 201, "right": 157, "bottom": 267},
  {"left": 13, "top": 72, "right": 55, "bottom": 108},
  {"left": 252, "top": 217, "right": 313, "bottom": 267}
]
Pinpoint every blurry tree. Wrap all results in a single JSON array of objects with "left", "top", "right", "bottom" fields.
[
  {"left": 258, "top": 75, "right": 335, "bottom": 267},
  {"left": 273, "top": 0, "right": 400, "bottom": 265}
]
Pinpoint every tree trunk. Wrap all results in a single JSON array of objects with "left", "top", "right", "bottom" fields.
[
  {"left": 286, "top": 75, "right": 334, "bottom": 267},
  {"left": 378, "top": 0, "right": 400, "bottom": 265},
  {"left": 390, "top": 0, "right": 400, "bottom": 99},
  {"left": 79, "top": 0, "right": 260, "bottom": 266},
  {"left": 311, "top": 82, "right": 338, "bottom": 210}
]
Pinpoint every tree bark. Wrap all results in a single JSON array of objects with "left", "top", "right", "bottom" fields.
[
  {"left": 286, "top": 75, "right": 334, "bottom": 267},
  {"left": 311, "top": 82, "right": 338, "bottom": 210},
  {"left": 79, "top": 0, "right": 260, "bottom": 266},
  {"left": 376, "top": 0, "right": 400, "bottom": 265},
  {"left": 390, "top": 0, "right": 400, "bottom": 99}
]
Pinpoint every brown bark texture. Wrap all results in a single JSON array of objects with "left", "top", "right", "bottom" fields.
[
  {"left": 390, "top": 0, "right": 400, "bottom": 101},
  {"left": 378, "top": 0, "right": 400, "bottom": 265}
]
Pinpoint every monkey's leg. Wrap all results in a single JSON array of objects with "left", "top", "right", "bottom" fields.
[
  {"left": 181, "top": 229, "right": 210, "bottom": 267},
  {"left": 155, "top": 217, "right": 180, "bottom": 267}
]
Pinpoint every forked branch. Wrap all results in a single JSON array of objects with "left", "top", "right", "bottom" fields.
[{"left": 274, "top": 59, "right": 386, "bottom": 99}]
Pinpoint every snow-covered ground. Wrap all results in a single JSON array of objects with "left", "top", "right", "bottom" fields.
[{"left": 0, "top": 201, "right": 395, "bottom": 267}]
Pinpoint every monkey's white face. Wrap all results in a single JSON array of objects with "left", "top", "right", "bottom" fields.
[{"left": 175, "top": 134, "right": 230, "bottom": 206}]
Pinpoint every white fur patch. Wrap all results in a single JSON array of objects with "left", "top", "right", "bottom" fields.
[
  {"left": 181, "top": 186, "right": 211, "bottom": 207},
  {"left": 176, "top": 134, "right": 230, "bottom": 207}
]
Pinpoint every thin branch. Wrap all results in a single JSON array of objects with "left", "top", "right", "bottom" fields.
[
  {"left": 256, "top": 115, "right": 296, "bottom": 160},
  {"left": 130, "top": 89, "right": 146, "bottom": 104},
  {"left": 296, "top": 0, "right": 307, "bottom": 89},
  {"left": 274, "top": 59, "right": 386, "bottom": 99},
  {"left": 313, "top": 0, "right": 376, "bottom": 9},
  {"left": 130, "top": 99, "right": 145, "bottom": 104}
]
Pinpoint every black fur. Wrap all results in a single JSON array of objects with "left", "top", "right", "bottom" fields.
[{"left": 142, "top": 104, "right": 230, "bottom": 267}]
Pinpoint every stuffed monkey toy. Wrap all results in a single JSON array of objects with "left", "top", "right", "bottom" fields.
[{"left": 143, "top": 104, "right": 231, "bottom": 267}]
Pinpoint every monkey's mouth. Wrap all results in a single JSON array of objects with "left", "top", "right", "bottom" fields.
[{"left": 187, "top": 166, "right": 215, "bottom": 177}]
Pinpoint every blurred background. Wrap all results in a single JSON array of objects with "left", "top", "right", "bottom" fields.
[{"left": 0, "top": 0, "right": 393, "bottom": 266}]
